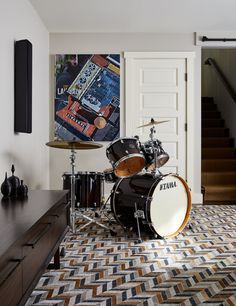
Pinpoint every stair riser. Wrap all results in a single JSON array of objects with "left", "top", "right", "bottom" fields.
[
  {"left": 202, "top": 119, "right": 224, "bottom": 128},
  {"left": 202, "top": 97, "right": 214, "bottom": 103},
  {"left": 202, "top": 173, "right": 236, "bottom": 185},
  {"left": 202, "top": 149, "right": 235, "bottom": 159},
  {"left": 204, "top": 189, "right": 236, "bottom": 202},
  {"left": 202, "top": 111, "right": 221, "bottom": 119},
  {"left": 202, "top": 128, "right": 229, "bottom": 137},
  {"left": 202, "top": 138, "right": 234, "bottom": 148},
  {"left": 202, "top": 104, "right": 217, "bottom": 111},
  {"left": 202, "top": 160, "right": 236, "bottom": 171}
]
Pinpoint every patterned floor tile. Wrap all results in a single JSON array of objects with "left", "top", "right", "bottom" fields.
[{"left": 26, "top": 205, "right": 236, "bottom": 306}]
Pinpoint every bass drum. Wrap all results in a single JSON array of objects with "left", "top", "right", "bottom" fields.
[{"left": 111, "top": 173, "right": 191, "bottom": 238}]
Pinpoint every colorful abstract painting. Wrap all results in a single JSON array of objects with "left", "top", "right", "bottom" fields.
[{"left": 54, "top": 54, "right": 120, "bottom": 141}]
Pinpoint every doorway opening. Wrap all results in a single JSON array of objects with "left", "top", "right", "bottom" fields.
[{"left": 201, "top": 48, "right": 236, "bottom": 203}]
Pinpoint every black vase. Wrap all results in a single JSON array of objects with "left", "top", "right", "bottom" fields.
[
  {"left": 8, "top": 164, "right": 20, "bottom": 197},
  {"left": 1, "top": 172, "right": 12, "bottom": 198},
  {"left": 17, "top": 180, "right": 28, "bottom": 198}
]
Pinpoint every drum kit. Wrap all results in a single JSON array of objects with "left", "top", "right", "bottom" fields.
[{"left": 46, "top": 118, "right": 191, "bottom": 241}]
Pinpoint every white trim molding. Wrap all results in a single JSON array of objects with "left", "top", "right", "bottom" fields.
[{"left": 124, "top": 52, "right": 202, "bottom": 204}]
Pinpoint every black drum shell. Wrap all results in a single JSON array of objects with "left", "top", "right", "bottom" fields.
[
  {"left": 106, "top": 137, "right": 145, "bottom": 177},
  {"left": 111, "top": 173, "right": 160, "bottom": 237},
  {"left": 111, "top": 173, "right": 191, "bottom": 238},
  {"left": 141, "top": 140, "right": 169, "bottom": 169},
  {"left": 63, "top": 171, "right": 103, "bottom": 208}
]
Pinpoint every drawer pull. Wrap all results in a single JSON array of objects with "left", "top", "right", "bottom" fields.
[
  {"left": 25, "top": 223, "right": 52, "bottom": 248},
  {"left": 0, "top": 258, "right": 24, "bottom": 286}
]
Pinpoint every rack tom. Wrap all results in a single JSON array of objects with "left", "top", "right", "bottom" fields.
[{"left": 106, "top": 137, "right": 145, "bottom": 178}]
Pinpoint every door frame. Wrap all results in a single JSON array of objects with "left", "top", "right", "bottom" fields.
[{"left": 124, "top": 52, "right": 201, "bottom": 203}]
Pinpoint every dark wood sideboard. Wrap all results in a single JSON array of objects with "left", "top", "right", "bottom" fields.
[{"left": 0, "top": 190, "right": 69, "bottom": 306}]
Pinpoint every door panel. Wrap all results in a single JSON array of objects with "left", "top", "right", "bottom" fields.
[{"left": 125, "top": 57, "right": 186, "bottom": 178}]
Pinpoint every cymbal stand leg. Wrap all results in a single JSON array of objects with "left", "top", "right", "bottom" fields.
[
  {"left": 70, "top": 149, "right": 77, "bottom": 234},
  {"left": 134, "top": 202, "right": 143, "bottom": 243}
]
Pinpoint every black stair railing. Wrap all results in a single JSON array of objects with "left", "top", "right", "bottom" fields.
[{"left": 205, "top": 57, "right": 236, "bottom": 104}]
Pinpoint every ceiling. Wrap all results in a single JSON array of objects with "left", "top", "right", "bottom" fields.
[{"left": 29, "top": 0, "right": 236, "bottom": 33}]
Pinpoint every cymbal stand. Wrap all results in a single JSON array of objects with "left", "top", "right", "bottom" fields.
[
  {"left": 75, "top": 176, "right": 116, "bottom": 235},
  {"left": 69, "top": 149, "right": 77, "bottom": 233},
  {"left": 149, "top": 125, "right": 162, "bottom": 178}
]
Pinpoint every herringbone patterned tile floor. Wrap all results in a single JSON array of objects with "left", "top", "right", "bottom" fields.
[{"left": 25, "top": 205, "right": 236, "bottom": 306}]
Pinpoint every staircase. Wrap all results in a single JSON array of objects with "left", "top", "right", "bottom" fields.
[{"left": 202, "top": 97, "right": 236, "bottom": 203}]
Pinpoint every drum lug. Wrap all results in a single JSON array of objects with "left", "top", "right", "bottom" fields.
[
  {"left": 134, "top": 209, "right": 145, "bottom": 219},
  {"left": 120, "top": 139, "right": 124, "bottom": 144},
  {"left": 125, "top": 150, "right": 129, "bottom": 154}
]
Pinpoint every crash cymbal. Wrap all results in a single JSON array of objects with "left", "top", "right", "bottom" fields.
[
  {"left": 46, "top": 140, "right": 103, "bottom": 150},
  {"left": 137, "top": 118, "right": 169, "bottom": 128}
]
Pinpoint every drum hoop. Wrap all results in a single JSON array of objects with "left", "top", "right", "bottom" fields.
[
  {"left": 147, "top": 173, "right": 192, "bottom": 238},
  {"left": 77, "top": 171, "right": 103, "bottom": 175},
  {"left": 106, "top": 137, "right": 139, "bottom": 151},
  {"left": 114, "top": 153, "right": 145, "bottom": 178},
  {"left": 156, "top": 153, "right": 169, "bottom": 160}
]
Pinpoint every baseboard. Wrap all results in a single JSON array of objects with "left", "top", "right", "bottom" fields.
[{"left": 191, "top": 192, "right": 203, "bottom": 204}]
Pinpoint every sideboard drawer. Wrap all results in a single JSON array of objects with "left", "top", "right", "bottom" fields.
[
  {"left": 22, "top": 222, "right": 53, "bottom": 294},
  {"left": 0, "top": 246, "right": 23, "bottom": 306},
  {"left": 50, "top": 202, "right": 69, "bottom": 248}
]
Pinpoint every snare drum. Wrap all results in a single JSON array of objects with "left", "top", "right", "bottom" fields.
[
  {"left": 104, "top": 168, "right": 117, "bottom": 183},
  {"left": 63, "top": 171, "right": 104, "bottom": 209},
  {"left": 111, "top": 173, "right": 191, "bottom": 238},
  {"left": 106, "top": 137, "right": 145, "bottom": 178}
]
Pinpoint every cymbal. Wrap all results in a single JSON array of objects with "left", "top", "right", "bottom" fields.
[
  {"left": 137, "top": 118, "right": 169, "bottom": 128},
  {"left": 46, "top": 140, "right": 103, "bottom": 150}
]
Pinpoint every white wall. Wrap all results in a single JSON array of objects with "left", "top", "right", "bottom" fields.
[
  {"left": 0, "top": 0, "right": 49, "bottom": 189},
  {"left": 50, "top": 33, "right": 202, "bottom": 203},
  {"left": 202, "top": 48, "right": 236, "bottom": 139}
]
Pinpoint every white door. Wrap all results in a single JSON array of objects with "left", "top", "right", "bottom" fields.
[{"left": 125, "top": 53, "right": 187, "bottom": 178}]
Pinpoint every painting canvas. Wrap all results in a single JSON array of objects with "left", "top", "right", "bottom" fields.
[{"left": 54, "top": 54, "right": 120, "bottom": 141}]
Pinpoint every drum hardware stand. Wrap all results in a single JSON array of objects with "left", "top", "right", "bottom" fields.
[
  {"left": 76, "top": 182, "right": 117, "bottom": 236},
  {"left": 69, "top": 148, "right": 77, "bottom": 234},
  {"left": 151, "top": 147, "right": 163, "bottom": 178},
  {"left": 67, "top": 148, "right": 115, "bottom": 235},
  {"left": 134, "top": 202, "right": 145, "bottom": 243}
]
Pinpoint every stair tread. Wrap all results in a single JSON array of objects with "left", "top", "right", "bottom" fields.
[
  {"left": 202, "top": 171, "right": 236, "bottom": 174},
  {"left": 202, "top": 159, "right": 236, "bottom": 161},
  {"left": 202, "top": 147, "right": 234, "bottom": 149},
  {"left": 204, "top": 185, "right": 236, "bottom": 189}
]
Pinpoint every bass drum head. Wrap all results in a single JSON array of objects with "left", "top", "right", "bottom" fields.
[{"left": 150, "top": 174, "right": 191, "bottom": 238}]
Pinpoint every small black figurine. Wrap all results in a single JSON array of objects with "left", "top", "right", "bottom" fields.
[
  {"left": 17, "top": 180, "right": 28, "bottom": 198},
  {"left": 1, "top": 172, "right": 12, "bottom": 198},
  {"left": 8, "top": 164, "right": 20, "bottom": 197}
]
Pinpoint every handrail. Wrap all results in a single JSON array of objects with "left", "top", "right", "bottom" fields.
[
  {"left": 205, "top": 57, "right": 236, "bottom": 104},
  {"left": 202, "top": 36, "right": 236, "bottom": 42}
]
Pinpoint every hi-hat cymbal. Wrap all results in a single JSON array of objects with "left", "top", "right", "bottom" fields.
[
  {"left": 46, "top": 140, "right": 103, "bottom": 150},
  {"left": 137, "top": 118, "right": 169, "bottom": 128}
]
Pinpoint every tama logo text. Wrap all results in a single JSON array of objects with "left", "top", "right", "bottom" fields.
[{"left": 160, "top": 181, "right": 177, "bottom": 190}]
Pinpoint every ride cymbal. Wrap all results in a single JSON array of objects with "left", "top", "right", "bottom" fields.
[
  {"left": 137, "top": 118, "right": 169, "bottom": 128},
  {"left": 46, "top": 140, "right": 103, "bottom": 150}
]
